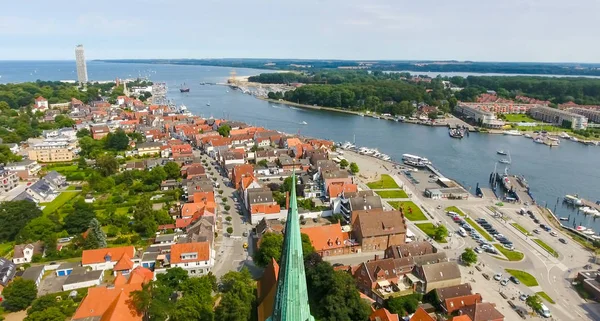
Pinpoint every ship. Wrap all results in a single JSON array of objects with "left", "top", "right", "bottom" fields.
[
  {"left": 496, "top": 150, "right": 507, "bottom": 155},
  {"left": 179, "top": 83, "right": 190, "bottom": 92},
  {"left": 564, "top": 194, "right": 583, "bottom": 206},
  {"left": 448, "top": 128, "right": 464, "bottom": 139}
]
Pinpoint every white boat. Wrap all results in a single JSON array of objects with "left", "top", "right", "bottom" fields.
[
  {"left": 402, "top": 154, "right": 431, "bottom": 167},
  {"left": 503, "top": 130, "right": 523, "bottom": 136},
  {"left": 533, "top": 137, "right": 545, "bottom": 144},
  {"left": 206, "top": 102, "right": 211, "bottom": 106},
  {"left": 559, "top": 132, "right": 570, "bottom": 138},
  {"left": 524, "top": 133, "right": 532, "bottom": 138},
  {"left": 576, "top": 226, "right": 587, "bottom": 231},
  {"left": 381, "top": 155, "right": 391, "bottom": 161},
  {"left": 564, "top": 194, "right": 583, "bottom": 206},
  {"left": 584, "top": 230, "right": 596, "bottom": 235},
  {"left": 300, "top": 121, "right": 307, "bottom": 125},
  {"left": 496, "top": 150, "right": 507, "bottom": 155},
  {"left": 570, "top": 137, "right": 579, "bottom": 142},
  {"left": 498, "top": 159, "right": 511, "bottom": 164},
  {"left": 581, "top": 207, "right": 596, "bottom": 215}
]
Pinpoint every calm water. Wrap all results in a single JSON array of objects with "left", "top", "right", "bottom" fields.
[{"left": 1, "top": 61, "right": 600, "bottom": 231}]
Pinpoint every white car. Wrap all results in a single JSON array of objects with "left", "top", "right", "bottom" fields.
[
  {"left": 500, "top": 279, "right": 509, "bottom": 286},
  {"left": 550, "top": 231, "right": 557, "bottom": 237},
  {"left": 494, "top": 273, "right": 502, "bottom": 281},
  {"left": 474, "top": 247, "right": 484, "bottom": 254}
]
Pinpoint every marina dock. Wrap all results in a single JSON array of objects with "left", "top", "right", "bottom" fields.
[
  {"left": 507, "top": 176, "right": 534, "bottom": 204},
  {"left": 581, "top": 198, "right": 600, "bottom": 212}
]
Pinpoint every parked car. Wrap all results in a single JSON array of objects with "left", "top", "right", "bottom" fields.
[
  {"left": 550, "top": 231, "right": 557, "bottom": 237},
  {"left": 519, "top": 294, "right": 528, "bottom": 301},
  {"left": 559, "top": 238, "right": 567, "bottom": 244},
  {"left": 500, "top": 279, "right": 509, "bottom": 286},
  {"left": 503, "top": 244, "right": 515, "bottom": 250},
  {"left": 510, "top": 276, "right": 521, "bottom": 284},
  {"left": 485, "top": 247, "right": 498, "bottom": 254},
  {"left": 533, "top": 219, "right": 540, "bottom": 224},
  {"left": 474, "top": 247, "right": 484, "bottom": 254},
  {"left": 494, "top": 273, "right": 502, "bottom": 281}
]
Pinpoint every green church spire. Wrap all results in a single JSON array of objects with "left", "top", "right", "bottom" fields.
[{"left": 267, "top": 170, "right": 314, "bottom": 321}]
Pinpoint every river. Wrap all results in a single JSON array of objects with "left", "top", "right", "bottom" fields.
[{"left": 1, "top": 61, "right": 600, "bottom": 232}]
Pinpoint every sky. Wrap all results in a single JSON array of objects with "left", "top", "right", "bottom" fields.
[{"left": 1, "top": 0, "right": 598, "bottom": 62}]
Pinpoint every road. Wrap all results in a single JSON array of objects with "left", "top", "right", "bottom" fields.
[{"left": 342, "top": 150, "right": 600, "bottom": 321}]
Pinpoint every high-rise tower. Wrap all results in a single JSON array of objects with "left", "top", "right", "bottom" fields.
[
  {"left": 267, "top": 171, "right": 315, "bottom": 321},
  {"left": 75, "top": 44, "right": 88, "bottom": 84}
]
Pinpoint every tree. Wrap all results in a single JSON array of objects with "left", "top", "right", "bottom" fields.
[
  {"left": 226, "top": 227, "right": 233, "bottom": 234},
  {"left": 133, "top": 196, "right": 158, "bottom": 237},
  {"left": 163, "top": 161, "right": 181, "bottom": 179},
  {"left": 76, "top": 128, "right": 91, "bottom": 138},
  {"left": 225, "top": 216, "right": 232, "bottom": 222},
  {"left": 95, "top": 154, "right": 119, "bottom": 176},
  {"left": 0, "top": 144, "right": 21, "bottom": 165},
  {"left": 428, "top": 111, "right": 438, "bottom": 120},
  {"left": 349, "top": 162, "right": 359, "bottom": 174},
  {"left": 17, "top": 216, "right": 57, "bottom": 243},
  {"left": 0, "top": 200, "right": 42, "bottom": 242},
  {"left": 526, "top": 294, "right": 543, "bottom": 311},
  {"left": 461, "top": 248, "right": 478, "bottom": 266},
  {"left": 63, "top": 200, "right": 96, "bottom": 234},
  {"left": 215, "top": 269, "right": 256, "bottom": 321},
  {"left": 254, "top": 232, "right": 315, "bottom": 267},
  {"left": 217, "top": 124, "right": 231, "bottom": 137},
  {"left": 24, "top": 307, "right": 66, "bottom": 321},
  {"left": 105, "top": 129, "right": 129, "bottom": 150},
  {"left": 386, "top": 293, "right": 423, "bottom": 315},
  {"left": 77, "top": 156, "right": 88, "bottom": 169},
  {"left": 84, "top": 218, "right": 107, "bottom": 249},
  {"left": 257, "top": 159, "right": 268, "bottom": 168},
  {"left": 339, "top": 159, "right": 349, "bottom": 169},
  {"left": 2, "top": 278, "right": 38, "bottom": 311},
  {"left": 434, "top": 225, "right": 448, "bottom": 241},
  {"left": 301, "top": 233, "right": 315, "bottom": 256}
]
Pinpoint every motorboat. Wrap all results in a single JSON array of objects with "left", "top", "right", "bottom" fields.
[
  {"left": 576, "top": 226, "right": 587, "bottom": 231},
  {"left": 564, "top": 194, "right": 583, "bottom": 206},
  {"left": 559, "top": 217, "right": 569, "bottom": 221},
  {"left": 300, "top": 121, "right": 307, "bottom": 125},
  {"left": 496, "top": 150, "right": 507, "bottom": 155},
  {"left": 581, "top": 207, "right": 595, "bottom": 215},
  {"left": 524, "top": 133, "right": 532, "bottom": 138},
  {"left": 533, "top": 136, "right": 545, "bottom": 144},
  {"left": 498, "top": 159, "right": 511, "bottom": 164},
  {"left": 570, "top": 137, "right": 579, "bottom": 142},
  {"left": 503, "top": 130, "right": 522, "bottom": 136},
  {"left": 584, "top": 230, "right": 596, "bottom": 235},
  {"left": 560, "top": 132, "right": 571, "bottom": 139}
]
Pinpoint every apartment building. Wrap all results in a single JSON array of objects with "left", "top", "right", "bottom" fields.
[
  {"left": 529, "top": 106, "right": 588, "bottom": 130},
  {"left": 28, "top": 141, "right": 74, "bottom": 162},
  {"left": 0, "top": 168, "right": 18, "bottom": 194},
  {"left": 455, "top": 104, "right": 505, "bottom": 128},
  {"left": 569, "top": 108, "right": 600, "bottom": 124}
]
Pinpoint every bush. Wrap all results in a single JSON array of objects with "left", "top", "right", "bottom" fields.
[
  {"left": 222, "top": 197, "right": 228, "bottom": 203},
  {"left": 113, "top": 236, "right": 129, "bottom": 244},
  {"left": 226, "top": 216, "right": 232, "bottom": 222},
  {"left": 107, "top": 225, "right": 119, "bottom": 237},
  {"left": 218, "top": 190, "right": 224, "bottom": 195},
  {"left": 224, "top": 205, "right": 231, "bottom": 211},
  {"left": 227, "top": 227, "right": 233, "bottom": 234},
  {"left": 129, "top": 235, "right": 141, "bottom": 244}
]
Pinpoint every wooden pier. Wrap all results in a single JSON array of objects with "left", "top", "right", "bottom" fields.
[
  {"left": 581, "top": 198, "right": 600, "bottom": 212},
  {"left": 507, "top": 176, "right": 534, "bottom": 204}
]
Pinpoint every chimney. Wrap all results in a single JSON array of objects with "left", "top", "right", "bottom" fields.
[{"left": 374, "top": 254, "right": 380, "bottom": 261}]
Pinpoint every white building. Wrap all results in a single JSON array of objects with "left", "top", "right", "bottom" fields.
[
  {"left": 12, "top": 242, "right": 44, "bottom": 264},
  {"left": 81, "top": 246, "right": 137, "bottom": 273},
  {"left": 455, "top": 104, "right": 505, "bottom": 128},
  {"left": 34, "top": 96, "right": 49, "bottom": 111},
  {"left": 75, "top": 44, "right": 88, "bottom": 84},
  {"left": 168, "top": 242, "right": 214, "bottom": 276},
  {"left": 529, "top": 106, "right": 588, "bottom": 130}
]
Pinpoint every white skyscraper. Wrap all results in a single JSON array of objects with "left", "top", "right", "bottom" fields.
[{"left": 75, "top": 44, "right": 88, "bottom": 84}]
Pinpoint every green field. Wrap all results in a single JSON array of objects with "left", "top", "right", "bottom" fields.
[
  {"left": 503, "top": 114, "right": 537, "bottom": 123},
  {"left": 464, "top": 217, "right": 493, "bottom": 241},
  {"left": 510, "top": 223, "right": 531, "bottom": 236},
  {"left": 493, "top": 244, "right": 525, "bottom": 261},
  {"left": 0, "top": 242, "right": 14, "bottom": 257},
  {"left": 375, "top": 190, "right": 408, "bottom": 199},
  {"left": 415, "top": 223, "right": 447, "bottom": 243},
  {"left": 536, "top": 291, "right": 555, "bottom": 304},
  {"left": 388, "top": 201, "right": 427, "bottom": 221},
  {"left": 533, "top": 238, "right": 559, "bottom": 257},
  {"left": 445, "top": 206, "right": 465, "bottom": 216},
  {"left": 505, "top": 269, "right": 539, "bottom": 286},
  {"left": 40, "top": 191, "right": 81, "bottom": 214},
  {"left": 367, "top": 174, "right": 399, "bottom": 189}
]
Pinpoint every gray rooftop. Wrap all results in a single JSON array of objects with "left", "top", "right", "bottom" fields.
[
  {"left": 21, "top": 265, "right": 45, "bottom": 281},
  {"left": 63, "top": 268, "right": 103, "bottom": 285},
  {"left": 0, "top": 258, "right": 16, "bottom": 286}
]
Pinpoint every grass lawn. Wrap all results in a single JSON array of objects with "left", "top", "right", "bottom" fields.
[
  {"left": 0, "top": 242, "right": 14, "bottom": 257},
  {"left": 415, "top": 223, "right": 447, "bottom": 243},
  {"left": 493, "top": 244, "right": 524, "bottom": 261},
  {"left": 375, "top": 190, "right": 408, "bottom": 199},
  {"left": 388, "top": 201, "right": 427, "bottom": 221},
  {"left": 510, "top": 222, "right": 531, "bottom": 236},
  {"left": 445, "top": 206, "right": 465, "bottom": 216},
  {"left": 367, "top": 174, "right": 399, "bottom": 189},
  {"left": 533, "top": 238, "right": 559, "bottom": 257},
  {"left": 536, "top": 291, "right": 555, "bottom": 304},
  {"left": 41, "top": 191, "right": 81, "bottom": 214},
  {"left": 503, "top": 114, "right": 537, "bottom": 122},
  {"left": 464, "top": 217, "right": 493, "bottom": 241},
  {"left": 505, "top": 269, "right": 539, "bottom": 286}
]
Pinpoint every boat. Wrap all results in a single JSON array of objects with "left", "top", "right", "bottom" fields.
[
  {"left": 581, "top": 207, "right": 596, "bottom": 215},
  {"left": 503, "top": 130, "right": 522, "bottom": 136},
  {"left": 584, "top": 230, "right": 596, "bottom": 235},
  {"left": 448, "top": 128, "right": 464, "bottom": 139},
  {"left": 560, "top": 132, "right": 571, "bottom": 139},
  {"left": 570, "top": 137, "right": 579, "bottom": 142},
  {"left": 300, "top": 121, "right": 307, "bottom": 125},
  {"left": 524, "top": 133, "right": 532, "bottom": 138},
  {"left": 206, "top": 102, "right": 211, "bottom": 106},
  {"left": 533, "top": 136, "right": 545, "bottom": 144},
  {"left": 496, "top": 150, "right": 507, "bottom": 155},
  {"left": 380, "top": 154, "right": 391, "bottom": 161},
  {"left": 179, "top": 83, "right": 190, "bottom": 93},
  {"left": 402, "top": 154, "right": 431, "bottom": 167},
  {"left": 559, "top": 217, "right": 569, "bottom": 221},
  {"left": 576, "top": 226, "right": 587, "bottom": 231},
  {"left": 516, "top": 175, "right": 529, "bottom": 188},
  {"left": 564, "top": 194, "right": 583, "bottom": 206},
  {"left": 498, "top": 159, "right": 511, "bottom": 164}
]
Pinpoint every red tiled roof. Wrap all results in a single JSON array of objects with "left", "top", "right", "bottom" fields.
[
  {"left": 301, "top": 223, "right": 350, "bottom": 251},
  {"left": 170, "top": 242, "right": 210, "bottom": 264},
  {"left": 82, "top": 246, "right": 135, "bottom": 265},
  {"left": 409, "top": 307, "right": 435, "bottom": 321},
  {"left": 369, "top": 308, "right": 399, "bottom": 321},
  {"left": 113, "top": 253, "right": 134, "bottom": 271}
]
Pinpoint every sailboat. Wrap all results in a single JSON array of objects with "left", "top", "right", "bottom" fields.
[{"left": 179, "top": 83, "right": 190, "bottom": 93}]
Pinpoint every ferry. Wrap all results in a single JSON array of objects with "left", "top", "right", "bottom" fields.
[
  {"left": 402, "top": 154, "right": 431, "bottom": 167},
  {"left": 503, "top": 130, "right": 523, "bottom": 136},
  {"left": 564, "top": 194, "right": 583, "bottom": 206},
  {"left": 448, "top": 128, "right": 464, "bottom": 139}
]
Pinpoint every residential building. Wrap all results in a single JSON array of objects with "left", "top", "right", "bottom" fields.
[
  {"left": 576, "top": 271, "right": 600, "bottom": 300},
  {"left": 232, "top": 164, "right": 254, "bottom": 189},
  {"left": 72, "top": 267, "right": 153, "bottom": 321},
  {"left": 34, "top": 96, "right": 49, "bottom": 111},
  {"left": 257, "top": 258, "right": 280, "bottom": 321},
  {"left": 75, "top": 44, "right": 88, "bottom": 84},
  {"left": 62, "top": 267, "right": 104, "bottom": 291},
  {"left": 186, "top": 216, "right": 215, "bottom": 246},
  {"left": 0, "top": 168, "right": 18, "bottom": 194},
  {"left": 435, "top": 283, "right": 473, "bottom": 303},
  {"left": 168, "top": 242, "right": 214, "bottom": 276},
  {"left": 28, "top": 141, "right": 75, "bottom": 162},
  {"left": 0, "top": 258, "right": 17, "bottom": 293},
  {"left": 455, "top": 104, "right": 505, "bottom": 128},
  {"left": 569, "top": 107, "right": 600, "bottom": 124},
  {"left": 5, "top": 159, "right": 42, "bottom": 180},
  {"left": 181, "top": 163, "right": 205, "bottom": 179},
  {"left": 12, "top": 241, "right": 44, "bottom": 264},
  {"left": 414, "top": 261, "right": 462, "bottom": 293},
  {"left": 384, "top": 241, "right": 437, "bottom": 259},
  {"left": 354, "top": 256, "right": 415, "bottom": 304},
  {"left": 529, "top": 105, "right": 588, "bottom": 130},
  {"left": 369, "top": 308, "right": 400, "bottom": 321},
  {"left": 458, "top": 302, "right": 504, "bottom": 321},
  {"left": 137, "top": 141, "right": 162, "bottom": 156},
  {"left": 300, "top": 222, "right": 358, "bottom": 257},
  {"left": 443, "top": 293, "right": 482, "bottom": 313},
  {"left": 81, "top": 246, "right": 137, "bottom": 272},
  {"left": 16, "top": 171, "right": 66, "bottom": 203},
  {"left": 247, "top": 188, "right": 280, "bottom": 224},
  {"left": 352, "top": 210, "right": 407, "bottom": 252},
  {"left": 409, "top": 307, "right": 435, "bottom": 321},
  {"left": 55, "top": 262, "right": 77, "bottom": 276},
  {"left": 20, "top": 265, "right": 45, "bottom": 287},
  {"left": 90, "top": 125, "right": 110, "bottom": 140}
]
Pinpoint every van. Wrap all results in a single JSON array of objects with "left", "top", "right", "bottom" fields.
[{"left": 538, "top": 303, "right": 551, "bottom": 318}]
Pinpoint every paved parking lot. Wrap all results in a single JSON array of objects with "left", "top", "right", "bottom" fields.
[{"left": 38, "top": 272, "right": 67, "bottom": 295}]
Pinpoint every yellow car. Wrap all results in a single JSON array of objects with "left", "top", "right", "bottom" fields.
[{"left": 243, "top": 242, "right": 248, "bottom": 249}]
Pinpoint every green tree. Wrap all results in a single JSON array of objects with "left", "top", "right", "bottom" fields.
[
  {"left": 434, "top": 225, "right": 448, "bottom": 241},
  {"left": 24, "top": 307, "right": 66, "bottom": 321},
  {"left": 84, "top": 218, "right": 107, "bottom": 249},
  {"left": 78, "top": 136, "right": 101, "bottom": 158},
  {"left": 105, "top": 129, "right": 129, "bottom": 150},
  {"left": 217, "top": 124, "right": 232, "bottom": 137},
  {"left": 0, "top": 144, "right": 22, "bottom": 164},
  {"left": 215, "top": 269, "right": 256, "bottom": 321},
  {"left": 17, "top": 216, "right": 57, "bottom": 243},
  {"left": 461, "top": 248, "right": 478, "bottom": 266},
  {"left": 163, "top": 161, "right": 181, "bottom": 179},
  {"left": 254, "top": 232, "right": 314, "bottom": 267},
  {"left": 349, "top": 162, "right": 359, "bottom": 174},
  {"left": 339, "top": 159, "right": 349, "bottom": 169},
  {"left": 77, "top": 156, "right": 88, "bottom": 169},
  {"left": 2, "top": 278, "right": 38, "bottom": 311},
  {"left": 53, "top": 115, "right": 75, "bottom": 128},
  {"left": 63, "top": 200, "right": 96, "bottom": 234},
  {"left": 257, "top": 159, "right": 268, "bottom": 167},
  {"left": 385, "top": 293, "right": 423, "bottom": 315},
  {"left": 95, "top": 154, "right": 119, "bottom": 176},
  {"left": 76, "top": 128, "right": 91, "bottom": 138},
  {"left": 526, "top": 294, "right": 543, "bottom": 311},
  {"left": 428, "top": 111, "right": 438, "bottom": 120},
  {"left": 226, "top": 227, "right": 233, "bottom": 234},
  {"left": 0, "top": 200, "right": 42, "bottom": 242},
  {"left": 133, "top": 196, "right": 159, "bottom": 237}
]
